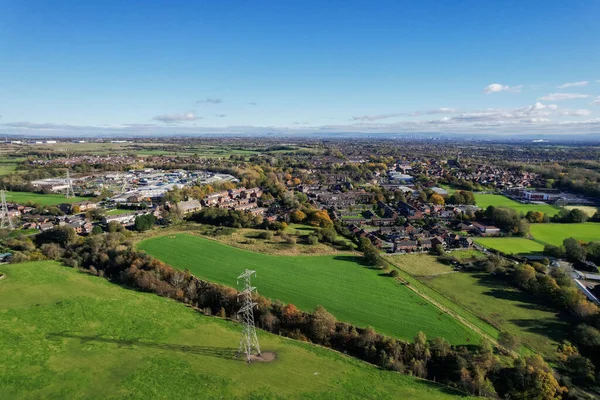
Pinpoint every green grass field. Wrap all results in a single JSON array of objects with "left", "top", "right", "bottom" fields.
[
  {"left": 5, "top": 191, "right": 94, "bottom": 206},
  {"left": 387, "top": 254, "right": 455, "bottom": 276},
  {"left": 449, "top": 249, "right": 487, "bottom": 262},
  {"left": 423, "top": 271, "right": 570, "bottom": 358},
  {"left": 474, "top": 237, "right": 545, "bottom": 255},
  {"left": 0, "top": 261, "right": 472, "bottom": 399},
  {"left": 529, "top": 223, "right": 600, "bottom": 246},
  {"left": 138, "top": 234, "right": 481, "bottom": 345},
  {"left": 474, "top": 194, "right": 560, "bottom": 216}
]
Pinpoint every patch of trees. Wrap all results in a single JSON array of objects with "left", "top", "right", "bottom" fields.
[
  {"left": 544, "top": 238, "right": 600, "bottom": 266},
  {"left": 552, "top": 208, "right": 589, "bottom": 224},
  {"left": 190, "top": 208, "right": 263, "bottom": 228},
  {"left": 447, "top": 190, "right": 476, "bottom": 205},
  {"left": 478, "top": 206, "right": 529, "bottom": 236},
  {"left": 134, "top": 214, "right": 156, "bottom": 232}
]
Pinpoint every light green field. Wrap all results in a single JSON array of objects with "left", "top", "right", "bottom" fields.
[
  {"left": 564, "top": 205, "right": 598, "bottom": 217},
  {"left": 105, "top": 208, "right": 135, "bottom": 215},
  {"left": 387, "top": 254, "right": 455, "bottom": 276},
  {"left": 530, "top": 223, "right": 600, "bottom": 246},
  {"left": 5, "top": 191, "right": 94, "bottom": 206},
  {"left": 138, "top": 234, "right": 481, "bottom": 345},
  {"left": 449, "top": 249, "right": 487, "bottom": 262},
  {"left": 473, "top": 237, "right": 544, "bottom": 255},
  {"left": 474, "top": 194, "right": 560, "bottom": 216},
  {"left": 0, "top": 261, "right": 472, "bottom": 399},
  {"left": 423, "top": 271, "right": 570, "bottom": 359}
]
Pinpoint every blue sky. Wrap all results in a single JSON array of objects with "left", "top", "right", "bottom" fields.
[{"left": 1, "top": 0, "right": 599, "bottom": 136}]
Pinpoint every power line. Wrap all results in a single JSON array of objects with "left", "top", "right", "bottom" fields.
[
  {"left": 236, "top": 269, "right": 261, "bottom": 363},
  {"left": 65, "top": 169, "right": 75, "bottom": 198},
  {"left": 0, "top": 190, "right": 14, "bottom": 230}
]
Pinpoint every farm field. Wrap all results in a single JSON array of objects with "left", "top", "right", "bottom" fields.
[
  {"left": 529, "top": 223, "right": 600, "bottom": 246},
  {"left": 0, "top": 261, "right": 473, "bottom": 399},
  {"left": 423, "top": 271, "right": 570, "bottom": 359},
  {"left": 474, "top": 237, "right": 545, "bottom": 255},
  {"left": 474, "top": 194, "right": 560, "bottom": 216},
  {"left": 5, "top": 191, "right": 93, "bottom": 206},
  {"left": 138, "top": 234, "right": 481, "bottom": 345}
]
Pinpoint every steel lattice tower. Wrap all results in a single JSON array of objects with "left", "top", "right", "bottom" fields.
[
  {"left": 0, "top": 190, "right": 14, "bottom": 230},
  {"left": 65, "top": 169, "right": 75, "bottom": 198},
  {"left": 236, "top": 269, "right": 261, "bottom": 362}
]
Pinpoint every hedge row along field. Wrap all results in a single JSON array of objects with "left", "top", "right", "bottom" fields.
[
  {"left": 0, "top": 261, "right": 472, "bottom": 399},
  {"left": 138, "top": 234, "right": 481, "bottom": 345}
]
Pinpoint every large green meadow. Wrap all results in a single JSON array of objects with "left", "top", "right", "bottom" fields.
[
  {"left": 138, "top": 234, "right": 480, "bottom": 345},
  {"left": 5, "top": 191, "right": 93, "bottom": 206},
  {"left": 529, "top": 223, "right": 600, "bottom": 246},
  {"left": 0, "top": 261, "right": 472, "bottom": 399},
  {"left": 474, "top": 194, "right": 560, "bottom": 216},
  {"left": 473, "top": 237, "right": 545, "bottom": 255}
]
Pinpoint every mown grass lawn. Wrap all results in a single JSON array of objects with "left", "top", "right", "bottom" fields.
[
  {"left": 474, "top": 194, "right": 560, "bottom": 216},
  {"left": 0, "top": 261, "right": 473, "bottom": 400},
  {"left": 5, "top": 191, "right": 94, "bottom": 206},
  {"left": 530, "top": 223, "right": 600, "bottom": 246},
  {"left": 138, "top": 234, "right": 481, "bottom": 345},
  {"left": 474, "top": 237, "right": 545, "bottom": 255}
]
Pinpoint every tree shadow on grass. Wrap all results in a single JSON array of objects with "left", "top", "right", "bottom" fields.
[
  {"left": 46, "top": 332, "right": 241, "bottom": 361},
  {"left": 471, "top": 273, "right": 557, "bottom": 311},
  {"left": 333, "top": 255, "right": 364, "bottom": 264},
  {"left": 509, "top": 318, "right": 570, "bottom": 344}
]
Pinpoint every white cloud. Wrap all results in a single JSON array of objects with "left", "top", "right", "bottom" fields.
[
  {"left": 483, "top": 83, "right": 523, "bottom": 94},
  {"left": 538, "top": 93, "right": 589, "bottom": 101},
  {"left": 196, "top": 97, "right": 222, "bottom": 104},
  {"left": 557, "top": 81, "right": 589, "bottom": 89},
  {"left": 557, "top": 109, "right": 591, "bottom": 117},
  {"left": 351, "top": 108, "right": 457, "bottom": 121},
  {"left": 591, "top": 97, "right": 600, "bottom": 105},
  {"left": 152, "top": 112, "right": 201, "bottom": 123}
]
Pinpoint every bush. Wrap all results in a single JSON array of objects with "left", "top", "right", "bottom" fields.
[
  {"left": 307, "top": 235, "right": 318, "bottom": 245},
  {"left": 389, "top": 269, "right": 399, "bottom": 278},
  {"left": 258, "top": 231, "right": 273, "bottom": 240}
]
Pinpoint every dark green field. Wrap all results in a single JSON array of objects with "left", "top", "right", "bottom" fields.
[
  {"left": 138, "top": 234, "right": 481, "bottom": 345},
  {"left": 0, "top": 261, "right": 473, "bottom": 399}
]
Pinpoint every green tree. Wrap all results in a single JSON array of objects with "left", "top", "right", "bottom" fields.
[
  {"left": 310, "top": 305, "right": 337, "bottom": 343},
  {"left": 134, "top": 214, "right": 156, "bottom": 232}
]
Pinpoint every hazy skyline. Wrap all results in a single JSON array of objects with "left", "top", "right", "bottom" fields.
[{"left": 1, "top": 1, "right": 599, "bottom": 136}]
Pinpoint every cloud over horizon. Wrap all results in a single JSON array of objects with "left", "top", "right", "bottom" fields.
[
  {"left": 152, "top": 112, "right": 202, "bottom": 123},
  {"left": 196, "top": 97, "right": 223, "bottom": 104},
  {"left": 538, "top": 93, "right": 589, "bottom": 101},
  {"left": 557, "top": 81, "right": 589, "bottom": 89}
]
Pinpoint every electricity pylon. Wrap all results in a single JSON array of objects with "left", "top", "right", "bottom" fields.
[
  {"left": 236, "top": 269, "right": 261, "bottom": 362},
  {"left": 65, "top": 169, "right": 75, "bottom": 198},
  {"left": 0, "top": 190, "right": 14, "bottom": 230}
]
